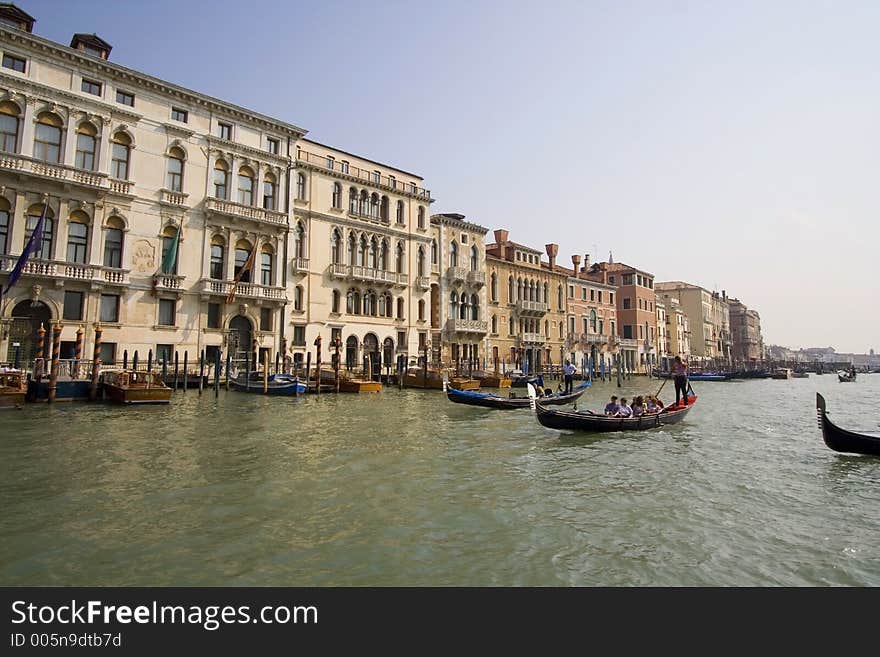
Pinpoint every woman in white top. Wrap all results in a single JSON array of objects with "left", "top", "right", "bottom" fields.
[{"left": 615, "top": 397, "right": 633, "bottom": 418}]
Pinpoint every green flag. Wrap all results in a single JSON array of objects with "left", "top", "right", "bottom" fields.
[{"left": 161, "top": 223, "right": 181, "bottom": 274}]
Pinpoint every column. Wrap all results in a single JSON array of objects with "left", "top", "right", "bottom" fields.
[
  {"left": 52, "top": 199, "right": 69, "bottom": 262},
  {"left": 9, "top": 190, "right": 28, "bottom": 253},
  {"left": 225, "top": 230, "right": 235, "bottom": 281},
  {"left": 97, "top": 117, "right": 111, "bottom": 175},
  {"left": 228, "top": 156, "right": 239, "bottom": 204},
  {"left": 64, "top": 113, "right": 77, "bottom": 167},
  {"left": 20, "top": 100, "right": 36, "bottom": 157},
  {"left": 89, "top": 202, "right": 103, "bottom": 266}
]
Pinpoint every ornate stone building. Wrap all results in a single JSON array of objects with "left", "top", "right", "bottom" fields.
[
  {"left": 484, "top": 230, "right": 567, "bottom": 373},
  {"left": 656, "top": 290, "right": 690, "bottom": 364},
  {"left": 655, "top": 281, "right": 722, "bottom": 364},
  {"left": 727, "top": 297, "right": 763, "bottom": 365},
  {"left": 0, "top": 11, "right": 304, "bottom": 366}
]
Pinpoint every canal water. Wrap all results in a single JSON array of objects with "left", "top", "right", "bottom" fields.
[{"left": 2, "top": 374, "right": 879, "bottom": 586}]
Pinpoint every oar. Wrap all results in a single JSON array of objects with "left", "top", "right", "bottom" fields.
[{"left": 654, "top": 375, "right": 669, "bottom": 399}]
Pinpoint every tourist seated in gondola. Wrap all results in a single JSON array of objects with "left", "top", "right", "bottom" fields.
[
  {"left": 631, "top": 396, "right": 646, "bottom": 417},
  {"left": 615, "top": 398, "right": 633, "bottom": 418},
  {"left": 604, "top": 395, "right": 620, "bottom": 416},
  {"left": 646, "top": 396, "right": 663, "bottom": 414}
]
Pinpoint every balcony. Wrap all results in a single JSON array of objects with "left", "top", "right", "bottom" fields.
[
  {"left": 516, "top": 299, "right": 548, "bottom": 316},
  {"left": 0, "top": 153, "right": 109, "bottom": 192},
  {"left": 205, "top": 197, "right": 286, "bottom": 228},
  {"left": 617, "top": 337, "right": 638, "bottom": 348},
  {"left": 415, "top": 276, "right": 431, "bottom": 290},
  {"left": 160, "top": 189, "right": 188, "bottom": 207},
  {"left": 199, "top": 278, "right": 286, "bottom": 302},
  {"left": 328, "top": 263, "right": 348, "bottom": 278},
  {"left": 581, "top": 332, "right": 608, "bottom": 344},
  {"left": 445, "top": 318, "right": 488, "bottom": 334},
  {"left": 327, "top": 264, "right": 406, "bottom": 286},
  {"left": 0, "top": 256, "right": 130, "bottom": 288},
  {"left": 108, "top": 178, "right": 134, "bottom": 196},
  {"left": 446, "top": 266, "right": 467, "bottom": 282},
  {"left": 291, "top": 257, "right": 309, "bottom": 275},
  {"left": 467, "top": 270, "right": 486, "bottom": 287},
  {"left": 520, "top": 332, "right": 546, "bottom": 344},
  {"left": 153, "top": 273, "right": 185, "bottom": 293}
]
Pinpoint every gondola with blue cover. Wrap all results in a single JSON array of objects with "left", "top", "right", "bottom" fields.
[{"left": 445, "top": 379, "right": 590, "bottom": 409}]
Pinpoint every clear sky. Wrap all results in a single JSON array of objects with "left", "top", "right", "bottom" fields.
[{"left": 20, "top": 0, "right": 880, "bottom": 353}]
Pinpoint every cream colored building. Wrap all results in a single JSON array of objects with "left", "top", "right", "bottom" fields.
[
  {"left": 0, "top": 13, "right": 304, "bottom": 367},
  {"left": 291, "top": 139, "right": 433, "bottom": 373},
  {"left": 655, "top": 291, "right": 691, "bottom": 365},
  {"left": 560, "top": 254, "right": 618, "bottom": 375},
  {"left": 429, "top": 212, "right": 488, "bottom": 368},
  {"left": 655, "top": 281, "right": 722, "bottom": 364}
]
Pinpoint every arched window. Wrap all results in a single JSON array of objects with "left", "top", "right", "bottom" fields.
[
  {"left": 397, "top": 297, "right": 404, "bottom": 319},
  {"left": 26, "top": 204, "right": 54, "bottom": 260},
  {"left": 508, "top": 277, "right": 514, "bottom": 303},
  {"left": 349, "top": 187, "right": 358, "bottom": 213},
  {"left": 209, "top": 235, "right": 225, "bottom": 279},
  {"left": 380, "top": 195, "right": 389, "bottom": 221},
  {"left": 238, "top": 166, "right": 255, "bottom": 205},
  {"left": 331, "top": 289, "right": 340, "bottom": 313},
  {"left": 166, "top": 146, "right": 185, "bottom": 192},
  {"left": 396, "top": 200, "right": 405, "bottom": 224},
  {"left": 490, "top": 272, "right": 498, "bottom": 301},
  {"left": 234, "top": 240, "right": 253, "bottom": 283},
  {"left": 260, "top": 245, "right": 274, "bottom": 286},
  {"left": 348, "top": 232, "right": 357, "bottom": 265},
  {"left": 0, "top": 198, "right": 10, "bottom": 255},
  {"left": 294, "top": 222, "right": 305, "bottom": 259},
  {"left": 359, "top": 189, "right": 368, "bottom": 215},
  {"left": 331, "top": 229, "right": 342, "bottom": 264},
  {"left": 74, "top": 122, "right": 97, "bottom": 170},
  {"left": 418, "top": 299, "right": 425, "bottom": 321},
  {"left": 369, "top": 237, "right": 378, "bottom": 270},
  {"left": 471, "top": 294, "right": 479, "bottom": 320},
  {"left": 470, "top": 245, "right": 478, "bottom": 271},
  {"left": 450, "top": 291, "right": 458, "bottom": 319},
  {"left": 545, "top": 320, "right": 549, "bottom": 337},
  {"left": 263, "top": 172, "right": 277, "bottom": 210},
  {"left": 396, "top": 242, "right": 405, "bottom": 273},
  {"left": 431, "top": 239, "right": 437, "bottom": 264},
  {"left": 332, "top": 182, "right": 342, "bottom": 209},
  {"left": 557, "top": 285, "right": 563, "bottom": 310},
  {"left": 294, "top": 285, "right": 304, "bottom": 310},
  {"left": 590, "top": 309, "right": 597, "bottom": 332},
  {"left": 364, "top": 290, "right": 376, "bottom": 316},
  {"left": 370, "top": 193, "right": 379, "bottom": 219},
  {"left": 34, "top": 112, "right": 62, "bottom": 163},
  {"left": 111, "top": 132, "right": 131, "bottom": 180},
  {"left": 377, "top": 292, "right": 386, "bottom": 317},
  {"left": 357, "top": 235, "right": 367, "bottom": 267},
  {"left": 517, "top": 278, "right": 522, "bottom": 301},
  {"left": 509, "top": 317, "right": 514, "bottom": 335},
  {"left": 66, "top": 212, "right": 89, "bottom": 264},
  {"left": 417, "top": 247, "right": 425, "bottom": 277},
  {"left": 417, "top": 206, "right": 425, "bottom": 229},
  {"left": 346, "top": 289, "right": 358, "bottom": 314},
  {"left": 491, "top": 315, "right": 497, "bottom": 334},
  {"left": 379, "top": 240, "right": 388, "bottom": 271},
  {"left": 213, "top": 159, "right": 229, "bottom": 199},
  {"left": 450, "top": 241, "right": 458, "bottom": 268},
  {"left": 0, "top": 101, "right": 21, "bottom": 153},
  {"left": 296, "top": 172, "right": 306, "bottom": 200},
  {"left": 161, "top": 225, "right": 180, "bottom": 274},
  {"left": 543, "top": 283, "right": 549, "bottom": 304}
]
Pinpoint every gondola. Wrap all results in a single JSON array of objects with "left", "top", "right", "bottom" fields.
[
  {"left": 816, "top": 393, "right": 880, "bottom": 456},
  {"left": 231, "top": 372, "right": 306, "bottom": 395},
  {"left": 527, "top": 383, "right": 696, "bottom": 432},
  {"left": 837, "top": 370, "right": 856, "bottom": 383},
  {"left": 444, "top": 380, "right": 590, "bottom": 409}
]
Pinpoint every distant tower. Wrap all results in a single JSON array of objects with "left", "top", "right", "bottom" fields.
[{"left": 608, "top": 251, "right": 613, "bottom": 264}]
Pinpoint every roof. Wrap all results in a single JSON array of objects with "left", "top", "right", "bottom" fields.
[
  {"left": 301, "top": 137, "right": 424, "bottom": 180},
  {"left": 70, "top": 33, "right": 113, "bottom": 52},
  {"left": 0, "top": 3, "right": 35, "bottom": 30}
]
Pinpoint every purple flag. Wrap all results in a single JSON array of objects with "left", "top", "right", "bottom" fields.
[{"left": 3, "top": 199, "right": 48, "bottom": 295}]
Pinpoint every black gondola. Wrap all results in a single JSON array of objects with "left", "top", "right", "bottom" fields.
[
  {"left": 527, "top": 383, "right": 696, "bottom": 432},
  {"left": 445, "top": 380, "right": 590, "bottom": 409},
  {"left": 816, "top": 393, "right": 880, "bottom": 456}
]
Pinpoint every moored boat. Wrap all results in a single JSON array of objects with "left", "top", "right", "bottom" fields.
[
  {"left": 26, "top": 378, "right": 94, "bottom": 402},
  {"left": 816, "top": 393, "right": 880, "bottom": 456},
  {"left": 474, "top": 372, "right": 512, "bottom": 388},
  {"left": 528, "top": 383, "right": 696, "bottom": 432},
  {"left": 445, "top": 380, "right": 590, "bottom": 409},
  {"left": 102, "top": 370, "right": 172, "bottom": 404},
  {"left": 770, "top": 368, "right": 792, "bottom": 380},
  {"left": 791, "top": 371, "right": 810, "bottom": 378},
  {"left": 837, "top": 370, "right": 856, "bottom": 382},
  {"left": 0, "top": 369, "right": 27, "bottom": 408},
  {"left": 231, "top": 372, "right": 306, "bottom": 395},
  {"left": 401, "top": 369, "right": 479, "bottom": 390}
]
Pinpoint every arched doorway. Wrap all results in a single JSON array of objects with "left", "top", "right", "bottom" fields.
[
  {"left": 7, "top": 300, "right": 52, "bottom": 365},
  {"left": 363, "top": 333, "right": 379, "bottom": 378},
  {"left": 382, "top": 337, "right": 394, "bottom": 371},
  {"left": 345, "top": 336, "right": 358, "bottom": 370},
  {"left": 228, "top": 315, "right": 253, "bottom": 364}
]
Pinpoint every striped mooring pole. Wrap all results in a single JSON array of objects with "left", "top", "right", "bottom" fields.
[
  {"left": 89, "top": 324, "right": 102, "bottom": 401},
  {"left": 48, "top": 323, "right": 61, "bottom": 403},
  {"left": 73, "top": 326, "right": 83, "bottom": 379},
  {"left": 35, "top": 322, "right": 46, "bottom": 381}
]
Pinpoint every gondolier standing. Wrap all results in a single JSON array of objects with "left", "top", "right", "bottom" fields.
[
  {"left": 563, "top": 359, "right": 576, "bottom": 395},
  {"left": 672, "top": 355, "right": 688, "bottom": 406}
]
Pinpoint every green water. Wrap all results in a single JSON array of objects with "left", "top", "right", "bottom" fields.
[{"left": 2, "top": 375, "right": 879, "bottom": 586}]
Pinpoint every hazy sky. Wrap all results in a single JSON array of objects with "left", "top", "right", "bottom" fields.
[{"left": 21, "top": 0, "right": 879, "bottom": 352}]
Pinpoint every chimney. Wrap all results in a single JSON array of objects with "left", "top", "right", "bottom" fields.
[
  {"left": 584, "top": 254, "right": 590, "bottom": 271},
  {"left": 571, "top": 254, "right": 581, "bottom": 276},
  {"left": 545, "top": 244, "right": 558, "bottom": 271},
  {"left": 722, "top": 289, "right": 727, "bottom": 301},
  {"left": 493, "top": 229, "right": 508, "bottom": 260}
]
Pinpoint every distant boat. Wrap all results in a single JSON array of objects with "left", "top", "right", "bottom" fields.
[
  {"left": 791, "top": 371, "right": 810, "bottom": 379},
  {"left": 402, "top": 369, "right": 479, "bottom": 390},
  {"left": 102, "top": 370, "right": 172, "bottom": 404},
  {"left": 837, "top": 370, "right": 856, "bottom": 383},
  {"left": 771, "top": 368, "right": 793, "bottom": 380},
  {"left": 445, "top": 380, "right": 590, "bottom": 410},
  {"left": 816, "top": 393, "right": 880, "bottom": 456}
]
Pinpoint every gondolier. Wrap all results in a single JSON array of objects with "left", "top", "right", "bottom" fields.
[
  {"left": 563, "top": 359, "right": 576, "bottom": 395},
  {"left": 672, "top": 355, "right": 688, "bottom": 406}
]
